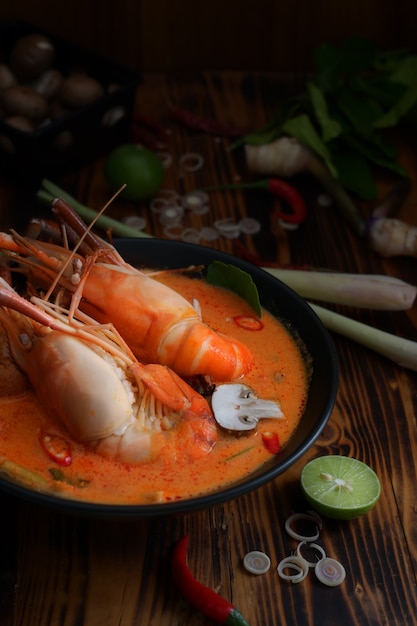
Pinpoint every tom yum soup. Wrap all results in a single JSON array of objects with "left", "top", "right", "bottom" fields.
[{"left": 0, "top": 261, "right": 310, "bottom": 505}]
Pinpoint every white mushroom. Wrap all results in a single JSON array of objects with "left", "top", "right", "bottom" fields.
[{"left": 211, "top": 383, "right": 284, "bottom": 431}]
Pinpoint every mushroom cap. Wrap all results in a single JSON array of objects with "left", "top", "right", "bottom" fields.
[{"left": 211, "top": 383, "right": 283, "bottom": 431}]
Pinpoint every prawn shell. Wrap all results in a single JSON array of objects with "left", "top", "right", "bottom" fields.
[
  {"left": 80, "top": 264, "right": 253, "bottom": 380},
  {"left": 12, "top": 330, "right": 135, "bottom": 441}
]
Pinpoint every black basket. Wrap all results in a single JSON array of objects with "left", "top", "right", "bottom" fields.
[{"left": 0, "top": 20, "right": 141, "bottom": 186}]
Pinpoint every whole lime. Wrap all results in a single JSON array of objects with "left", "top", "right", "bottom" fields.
[{"left": 104, "top": 144, "right": 164, "bottom": 200}]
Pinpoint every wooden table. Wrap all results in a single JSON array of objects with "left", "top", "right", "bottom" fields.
[{"left": 1, "top": 72, "right": 417, "bottom": 626}]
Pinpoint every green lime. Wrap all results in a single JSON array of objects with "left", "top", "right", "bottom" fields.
[
  {"left": 104, "top": 144, "right": 164, "bottom": 200},
  {"left": 300, "top": 455, "right": 381, "bottom": 520}
]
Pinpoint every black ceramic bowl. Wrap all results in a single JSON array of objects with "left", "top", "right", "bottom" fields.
[{"left": 0, "top": 239, "right": 338, "bottom": 517}]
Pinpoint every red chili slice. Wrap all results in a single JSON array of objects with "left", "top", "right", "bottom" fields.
[
  {"left": 262, "top": 432, "right": 280, "bottom": 454},
  {"left": 40, "top": 432, "right": 72, "bottom": 466},
  {"left": 233, "top": 315, "right": 264, "bottom": 331}
]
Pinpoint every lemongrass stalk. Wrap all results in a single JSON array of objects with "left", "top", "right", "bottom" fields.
[
  {"left": 263, "top": 268, "right": 417, "bottom": 311},
  {"left": 309, "top": 303, "right": 417, "bottom": 371},
  {"left": 38, "top": 179, "right": 153, "bottom": 239}
]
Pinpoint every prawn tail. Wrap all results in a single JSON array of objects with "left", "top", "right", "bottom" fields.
[{"left": 159, "top": 320, "right": 254, "bottom": 381}]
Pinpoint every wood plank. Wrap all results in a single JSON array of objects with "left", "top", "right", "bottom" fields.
[{"left": 0, "top": 71, "right": 417, "bottom": 626}]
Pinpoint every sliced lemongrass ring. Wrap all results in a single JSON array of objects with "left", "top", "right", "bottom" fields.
[
  {"left": 179, "top": 152, "right": 205, "bottom": 172},
  {"left": 150, "top": 197, "right": 169, "bottom": 213},
  {"left": 122, "top": 216, "right": 147, "bottom": 231},
  {"left": 158, "top": 205, "right": 184, "bottom": 225},
  {"left": 182, "top": 190, "right": 209, "bottom": 211},
  {"left": 158, "top": 188, "right": 181, "bottom": 200},
  {"left": 296, "top": 541, "right": 326, "bottom": 568},
  {"left": 200, "top": 226, "right": 220, "bottom": 241},
  {"left": 214, "top": 218, "right": 241, "bottom": 239},
  {"left": 284, "top": 512, "right": 323, "bottom": 542},
  {"left": 315, "top": 557, "right": 346, "bottom": 586},
  {"left": 317, "top": 193, "right": 333, "bottom": 207},
  {"left": 181, "top": 228, "right": 201, "bottom": 244},
  {"left": 239, "top": 217, "right": 261, "bottom": 235},
  {"left": 277, "top": 555, "right": 309, "bottom": 583},
  {"left": 163, "top": 224, "right": 183, "bottom": 239},
  {"left": 190, "top": 203, "right": 210, "bottom": 215},
  {"left": 243, "top": 551, "right": 271, "bottom": 575},
  {"left": 155, "top": 151, "right": 173, "bottom": 169},
  {"left": 278, "top": 218, "right": 300, "bottom": 231}
]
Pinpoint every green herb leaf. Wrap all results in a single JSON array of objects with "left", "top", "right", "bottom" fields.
[
  {"left": 331, "top": 150, "right": 377, "bottom": 200},
  {"left": 307, "top": 81, "right": 343, "bottom": 141},
  {"left": 206, "top": 261, "right": 261, "bottom": 317},
  {"left": 281, "top": 114, "right": 339, "bottom": 178}
]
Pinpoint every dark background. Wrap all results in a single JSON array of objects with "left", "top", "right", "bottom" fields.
[{"left": 0, "top": 0, "right": 416, "bottom": 72}]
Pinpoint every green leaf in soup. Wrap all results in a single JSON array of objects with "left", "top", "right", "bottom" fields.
[
  {"left": 307, "top": 81, "right": 343, "bottom": 141},
  {"left": 206, "top": 261, "right": 262, "bottom": 318},
  {"left": 331, "top": 150, "right": 378, "bottom": 200},
  {"left": 281, "top": 114, "right": 339, "bottom": 178}
]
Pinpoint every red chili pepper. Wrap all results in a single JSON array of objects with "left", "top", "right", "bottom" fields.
[
  {"left": 267, "top": 179, "right": 307, "bottom": 225},
  {"left": 169, "top": 106, "right": 244, "bottom": 138},
  {"left": 261, "top": 432, "right": 281, "bottom": 454},
  {"left": 39, "top": 432, "right": 72, "bottom": 466},
  {"left": 203, "top": 178, "right": 307, "bottom": 226},
  {"left": 233, "top": 315, "right": 264, "bottom": 331},
  {"left": 171, "top": 535, "right": 250, "bottom": 626},
  {"left": 130, "top": 113, "right": 169, "bottom": 149}
]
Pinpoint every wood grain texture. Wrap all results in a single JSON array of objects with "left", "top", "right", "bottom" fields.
[{"left": 1, "top": 71, "right": 417, "bottom": 625}]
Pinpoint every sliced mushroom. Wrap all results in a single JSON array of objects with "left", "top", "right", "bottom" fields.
[{"left": 211, "top": 383, "right": 284, "bottom": 431}]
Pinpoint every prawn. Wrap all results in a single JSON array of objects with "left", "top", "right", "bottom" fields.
[
  {"left": 0, "top": 279, "right": 217, "bottom": 465},
  {"left": 0, "top": 200, "right": 253, "bottom": 381}
]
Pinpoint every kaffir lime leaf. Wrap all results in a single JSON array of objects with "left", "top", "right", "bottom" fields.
[{"left": 300, "top": 455, "right": 381, "bottom": 520}]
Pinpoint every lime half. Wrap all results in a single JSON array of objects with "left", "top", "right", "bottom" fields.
[{"left": 300, "top": 456, "right": 381, "bottom": 520}]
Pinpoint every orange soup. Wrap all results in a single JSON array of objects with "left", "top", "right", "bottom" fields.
[{"left": 0, "top": 272, "right": 310, "bottom": 505}]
